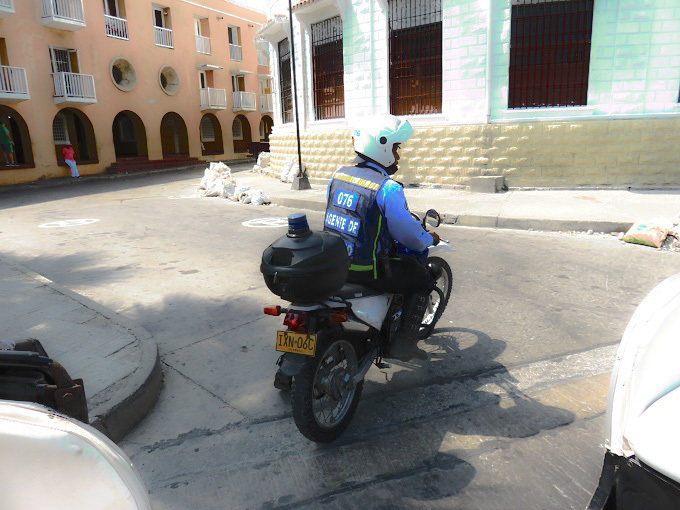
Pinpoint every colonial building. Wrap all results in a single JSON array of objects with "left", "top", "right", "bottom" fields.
[
  {"left": 259, "top": 0, "right": 680, "bottom": 188},
  {"left": 0, "top": 0, "right": 273, "bottom": 185}
]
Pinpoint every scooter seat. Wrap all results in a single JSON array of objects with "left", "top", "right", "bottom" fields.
[{"left": 334, "top": 283, "right": 383, "bottom": 300}]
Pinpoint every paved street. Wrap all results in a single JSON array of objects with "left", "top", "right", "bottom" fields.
[{"left": 1, "top": 166, "right": 678, "bottom": 509}]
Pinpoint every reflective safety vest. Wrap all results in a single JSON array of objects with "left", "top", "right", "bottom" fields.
[{"left": 324, "top": 165, "right": 394, "bottom": 281}]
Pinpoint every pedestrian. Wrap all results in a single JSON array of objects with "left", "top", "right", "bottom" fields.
[
  {"left": 62, "top": 144, "right": 79, "bottom": 178},
  {"left": 0, "top": 119, "right": 16, "bottom": 167}
]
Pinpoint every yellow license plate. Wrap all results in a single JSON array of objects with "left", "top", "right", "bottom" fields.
[{"left": 276, "top": 331, "right": 317, "bottom": 356}]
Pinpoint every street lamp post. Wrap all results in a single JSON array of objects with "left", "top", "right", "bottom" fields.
[{"left": 288, "top": 0, "right": 311, "bottom": 190}]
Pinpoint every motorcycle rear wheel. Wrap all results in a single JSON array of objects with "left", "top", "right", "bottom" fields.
[
  {"left": 291, "top": 338, "right": 363, "bottom": 443},
  {"left": 418, "top": 256, "right": 453, "bottom": 339}
]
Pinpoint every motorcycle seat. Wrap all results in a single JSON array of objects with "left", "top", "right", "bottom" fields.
[{"left": 334, "top": 283, "right": 383, "bottom": 299}]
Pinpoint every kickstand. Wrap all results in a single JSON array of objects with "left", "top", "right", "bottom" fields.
[{"left": 374, "top": 356, "right": 391, "bottom": 370}]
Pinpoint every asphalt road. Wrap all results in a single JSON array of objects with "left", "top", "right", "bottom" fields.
[{"left": 1, "top": 167, "right": 678, "bottom": 509}]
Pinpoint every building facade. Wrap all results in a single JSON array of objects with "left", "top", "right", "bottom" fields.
[
  {"left": 0, "top": 0, "right": 273, "bottom": 185},
  {"left": 260, "top": 0, "right": 680, "bottom": 188}
]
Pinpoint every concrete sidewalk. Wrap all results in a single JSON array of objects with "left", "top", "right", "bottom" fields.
[
  {"left": 235, "top": 171, "right": 680, "bottom": 233},
  {"left": 0, "top": 257, "right": 161, "bottom": 441}
]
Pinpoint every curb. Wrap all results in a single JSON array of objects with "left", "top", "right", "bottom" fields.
[
  {"left": 270, "top": 196, "right": 633, "bottom": 234},
  {"left": 0, "top": 158, "right": 256, "bottom": 195},
  {"left": 1, "top": 258, "right": 162, "bottom": 443}
]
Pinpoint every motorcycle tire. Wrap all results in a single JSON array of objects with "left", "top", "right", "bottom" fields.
[
  {"left": 291, "top": 337, "right": 364, "bottom": 443},
  {"left": 418, "top": 256, "right": 453, "bottom": 340}
]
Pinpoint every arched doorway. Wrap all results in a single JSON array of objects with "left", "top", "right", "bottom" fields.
[
  {"left": 112, "top": 111, "right": 148, "bottom": 159},
  {"left": 259, "top": 115, "right": 273, "bottom": 142},
  {"left": 52, "top": 108, "right": 97, "bottom": 164},
  {"left": 0, "top": 106, "right": 34, "bottom": 168},
  {"left": 160, "top": 112, "right": 189, "bottom": 157},
  {"left": 232, "top": 115, "right": 251, "bottom": 153},
  {"left": 200, "top": 114, "right": 224, "bottom": 155}
]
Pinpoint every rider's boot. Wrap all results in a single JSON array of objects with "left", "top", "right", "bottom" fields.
[{"left": 388, "top": 292, "right": 429, "bottom": 361}]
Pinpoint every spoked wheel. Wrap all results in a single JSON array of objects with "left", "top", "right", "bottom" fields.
[
  {"left": 418, "top": 256, "right": 453, "bottom": 339},
  {"left": 291, "top": 339, "right": 364, "bottom": 443}
]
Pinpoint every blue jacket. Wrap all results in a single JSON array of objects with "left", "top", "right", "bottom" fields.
[{"left": 327, "top": 161, "right": 434, "bottom": 253}]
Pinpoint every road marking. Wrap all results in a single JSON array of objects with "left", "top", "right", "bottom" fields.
[
  {"left": 242, "top": 217, "right": 288, "bottom": 228},
  {"left": 38, "top": 219, "right": 100, "bottom": 228}
]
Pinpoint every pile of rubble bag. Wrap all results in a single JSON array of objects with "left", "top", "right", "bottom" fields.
[
  {"left": 197, "top": 162, "right": 270, "bottom": 205},
  {"left": 251, "top": 153, "right": 301, "bottom": 184},
  {"left": 620, "top": 214, "right": 680, "bottom": 252}
]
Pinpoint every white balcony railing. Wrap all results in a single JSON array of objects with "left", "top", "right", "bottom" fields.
[
  {"left": 196, "top": 35, "right": 211, "bottom": 55},
  {"left": 0, "top": 0, "right": 14, "bottom": 17},
  {"left": 230, "top": 44, "right": 242, "bottom": 61},
  {"left": 155, "top": 26, "right": 174, "bottom": 48},
  {"left": 233, "top": 91, "right": 256, "bottom": 112},
  {"left": 105, "top": 14, "right": 128, "bottom": 40},
  {"left": 258, "top": 52, "right": 269, "bottom": 67},
  {"left": 260, "top": 93, "right": 273, "bottom": 113},
  {"left": 0, "top": 66, "right": 29, "bottom": 101},
  {"left": 200, "top": 88, "right": 227, "bottom": 110},
  {"left": 41, "top": 0, "right": 85, "bottom": 25},
  {"left": 52, "top": 72, "right": 96, "bottom": 104}
]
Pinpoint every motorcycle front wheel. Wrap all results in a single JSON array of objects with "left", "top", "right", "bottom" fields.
[
  {"left": 418, "top": 256, "right": 453, "bottom": 339},
  {"left": 291, "top": 338, "right": 363, "bottom": 443}
]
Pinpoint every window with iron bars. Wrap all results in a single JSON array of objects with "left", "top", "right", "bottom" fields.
[
  {"left": 509, "top": 0, "right": 594, "bottom": 109},
  {"left": 278, "top": 38, "right": 293, "bottom": 124},
  {"left": 388, "top": 0, "right": 442, "bottom": 116},
  {"left": 311, "top": 16, "right": 344, "bottom": 120}
]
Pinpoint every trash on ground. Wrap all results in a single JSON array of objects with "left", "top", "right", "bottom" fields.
[
  {"left": 622, "top": 219, "right": 674, "bottom": 249},
  {"left": 279, "top": 158, "right": 302, "bottom": 183},
  {"left": 197, "top": 162, "right": 270, "bottom": 205}
]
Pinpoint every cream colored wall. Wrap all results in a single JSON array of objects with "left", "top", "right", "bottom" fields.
[
  {"left": 269, "top": 118, "right": 680, "bottom": 188},
  {"left": 0, "top": 0, "right": 269, "bottom": 185}
]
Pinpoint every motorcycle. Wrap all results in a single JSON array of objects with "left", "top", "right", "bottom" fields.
[{"left": 262, "top": 210, "right": 453, "bottom": 442}]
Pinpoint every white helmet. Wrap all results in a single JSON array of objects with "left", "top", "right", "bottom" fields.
[{"left": 353, "top": 115, "right": 414, "bottom": 168}]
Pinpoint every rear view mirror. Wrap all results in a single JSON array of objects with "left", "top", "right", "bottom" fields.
[{"left": 424, "top": 209, "right": 441, "bottom": 229}]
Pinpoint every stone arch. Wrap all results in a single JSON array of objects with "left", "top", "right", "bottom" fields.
[
  {"left": 160, "top": 112, "right": 189, "bottom": 157},
  {"left": 52, "top": 108, "right": 97, "bottom": 164},
  {"left": 0, "top": 105, "right": 34, "bottom": 168},
  {"left": 232, "top": 114, "right": 252, "bottom": 153},
  {"left": 199, "top": 114, "right": 224, "bottom": 155},
  {"left": 112, "top": 111, "right": 148, "bottom": 159},
  {"left": 259, "top": 115, "right": 273, "bottom": 142}
]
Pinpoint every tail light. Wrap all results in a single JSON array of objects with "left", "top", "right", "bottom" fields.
[
  {"left": 329, "top": 311, "right": 348, "bottom": 323},
  {"left": 284, "top": 311, "right": 308, "bottom": 332}
]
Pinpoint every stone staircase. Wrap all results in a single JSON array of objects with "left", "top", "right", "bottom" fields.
[{"left": 105, "top": 155, "right": 204, "bottom": 175}]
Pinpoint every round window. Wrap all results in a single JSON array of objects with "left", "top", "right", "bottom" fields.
[
  {"left": 159, "top": 66, "right": 180, "bottom": 95},
  {"left": 110, "top": 57, "right": 137, "bottom": 92}
]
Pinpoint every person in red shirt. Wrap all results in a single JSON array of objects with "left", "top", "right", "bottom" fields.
[{"left": 62, "top": 144, "right": 79, "bottom": 178}]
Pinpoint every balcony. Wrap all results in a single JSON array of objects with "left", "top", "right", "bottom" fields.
[
  {"left": 0, "top": 0, "right": 14, "bottom": 18},
  {"left": 154, "top": 26, "right": 174, "bottom": 49},
  {"left": 200, "top": 88, "right": 227, "bottom": 111},
  {"left": 260, "top": 93, "right": 273, "bottom": 113},
  {"left": 41, "top": 0, "right": 85, "bottom": 31},
  {"left": 233, "top": 91, "right": 256, "bottom": 112},
  {"left": 0, "top": 66, "right": 29, "bottom": 102},
  {"left": 196, "top": 35, "right": 211, "bottom": 55},
  {"left": 52, "top": 72, "right": 96, "bottom": 105},
  {"left": 105, "top": 15, "right": 128, "bottom": 40},
  {"left": 229, "top": 44, "right": 242, "bottom": 61}
]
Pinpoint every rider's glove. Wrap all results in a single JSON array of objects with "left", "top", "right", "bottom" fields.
[{"left": 429, "top": 231, "right": 440, "bottom": 246}]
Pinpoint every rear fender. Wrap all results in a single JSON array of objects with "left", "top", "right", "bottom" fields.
[{"left": 277, "top": 353, "right": 312, "bottom": 377}]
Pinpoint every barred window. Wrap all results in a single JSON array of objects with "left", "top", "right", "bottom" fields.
[
  {"left": 509, "top": 0, "right": 594, "bottom": 109},
  {"left": 232, "top": 117, "right": 243, "bottom": 140},
  {"left": 311, "top": 16, "right": 344, "bottom": 120},
  {"left": 52, "top": 113, "right": 69, "bottom": 144},
  {"left": 200, "top": 116, "right": 215, "bottom": 142},
  {"left": 278, "top": 38, "right": 293, "bottom": 124},
  {"left": 388, "top": 0, "right": 442, "bottom": 116}
]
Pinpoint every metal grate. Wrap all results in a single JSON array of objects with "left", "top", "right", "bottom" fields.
[
  {"left": 52, "top": 113, "right": 69, "bottom": 144},
  {"left": 278, "top": 38, "right": 293, "bottom": 124},
  {"left": 388, "top": 0, "right": 442, "bottom": 116},
  {"left": 311, "top": 16, "right": 344, "bottom": 120},
  {"left": 509, "top": 0, "right": 594, "bottom": 109}
]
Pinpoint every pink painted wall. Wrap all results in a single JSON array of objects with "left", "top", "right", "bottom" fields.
[{"left": 0, "top": 0, "right": 271, "bottom": 185}]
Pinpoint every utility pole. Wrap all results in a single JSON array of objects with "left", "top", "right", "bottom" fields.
[{"left": 288, "top": 0, "right": 311, "bottom": 190}]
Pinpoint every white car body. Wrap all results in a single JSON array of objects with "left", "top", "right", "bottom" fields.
[{"left": 0, "top": 400, "right": 152, "bottom": 510}]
